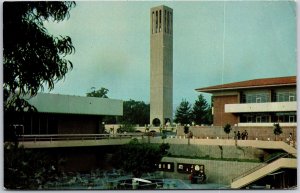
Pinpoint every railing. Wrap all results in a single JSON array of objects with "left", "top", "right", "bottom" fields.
[
  {"left": 231, "top": 153, "right": 292, "bottom": 182},
  {"left": 18, "top": 133, "right": 145, "bottom": 142}
]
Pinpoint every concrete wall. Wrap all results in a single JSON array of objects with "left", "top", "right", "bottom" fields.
[
  {"left": 176, "top": 126, "right": 296, "bottom": 141},
  {"left": 161, "top": 157, "right": 262, "bottom": 185},
  {"left": 167, "top": 144, "right": 265, "bottom": 161},
  {"left": 225, "top": 101, "right": 297, "bottom": 113},
  {"left": 150, "top": 5, "right": 173, "bottom": 125}
]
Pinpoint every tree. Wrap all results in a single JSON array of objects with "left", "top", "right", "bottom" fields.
[
  {"left": 206, "top": 105, "right": 213, "bottom": 125},
  {"left": 273, "top": 123, "right": 282, "bottom": 141},
  {"left": 174, "top": 99, "right": 192, "bottom": 125},
  {"left": 183, "top": 125, "right": 192, "bottom": 145},
  {"left": 4, "top": 2, "right": 76, "bottom": 111},
  {"left": 121, "top": 100, "right": 150, "bottom": 125},
  {"left": 192, "top": 94, "right": 209, "bottom": 125},
  {"left": 223, "top": 123, "right": 232, "bottom": 139},
  {"left": 86, "top": 87, "right": 118, "bottom": 124},
  {"left": 112, "top": 139, "right": 170, "bottom": 177},
  {"left": 4, "top": 144, "right": 62, "bottom": 189},
  {"left": 86, "top": 87, "right": 109, "bottom": 98},
  {"left": 184, "top": 125, "right": 189, "bottom": 135},
  {"left": 117, "top": 124, "right": 136, "bottom": 133},
  {"left": 4, "top": 2, "right": 75, "bottom": 189}
]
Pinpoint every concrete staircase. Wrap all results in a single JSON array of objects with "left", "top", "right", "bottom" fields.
[{"left": 231, "top": 157, "right": 297, "bottom": 189}]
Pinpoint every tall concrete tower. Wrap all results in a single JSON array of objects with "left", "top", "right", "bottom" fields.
[{"left": 150, "top": 5, "right": 173, "bottom": 126}]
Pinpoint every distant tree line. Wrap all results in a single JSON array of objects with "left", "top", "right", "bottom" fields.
[
  {"left": 174, "top": 94, "right": 212, "bottom": 126},
  {"left": 87, "top": 87, "right": 212, "bottom": 126},
  {"left": 86, "top": 87, "right": 150, "bottom": 126}
]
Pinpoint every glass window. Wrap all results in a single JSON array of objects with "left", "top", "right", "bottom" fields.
[
  {"left": 245, "top": 92, "right": 269, "bottom": 103},
  {"left": 256, "top": 97, "right": 261, "bottom": 103},
  {"left": 289, "top": 95, "right": 295, "bottom": 101},
  {"left": 276, "top": 91, "right": 296, "bottom": 102},
  {"left": 256, "top": 116, "right": 261, "bottom": 123},
  {"left": 289, "top": 116, "right": 295, "bottom": 122}
]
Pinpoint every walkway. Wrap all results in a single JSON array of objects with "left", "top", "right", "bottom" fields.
[{"left": 16, "top": 134, "right": 297, "bottom": 156}]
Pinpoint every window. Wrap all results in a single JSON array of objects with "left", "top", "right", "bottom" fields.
[
  {"left": 240, "top": 114, "right": 269, "bottom": 123},
  {"left": 39, "top": 115, "right": 48, "bottom": 134},
  {"left": 152, "top": 12, "right": 154, "bottom": 34},
  {"left": 155, "top": 11, "right": 158, "bottom": 33},
  {"left": 170, "top": 12, "right": 172, "bottom": 34},
  {"left": 247, "top": 116, "right": 253, "bottom": 123},
  {"left": 274, "top": 112, "right": 297, "bottom": 123},
  {"left": 289, "top": 95, "right": 295, "bottom": 101},
  {"left": 256, "top": 116, "right": 262, "bottom": 123},
  {"left": 276, "top": 91, "right": 296, "bottom": 102},
  {"left": 289, "top": 115, "right": 295, "bottom": 123},
  {"left": 245, "top": 92, "right": 269, "bottom": 103},
  {"left": 159, "top": 10, "right": 161, "bottom": 32},
  {"left": 164, "top": 10, "right": 166, "bottom": 32},
  {"left": 166, "top": 11, "right": 169, "bottom": 33},
  {"left": 256, "top": 97, "right": 261, "bottom": 103}
]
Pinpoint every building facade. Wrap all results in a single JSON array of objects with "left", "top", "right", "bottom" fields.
[
  {"left": 150, "top": 5, "right": 173, "bottom": 126},
  {"left": 196, "top": 76, "right": 297, "bottom": 127},
  {"left": 4, "top": 93, "right": 123, "bottom": 137}
]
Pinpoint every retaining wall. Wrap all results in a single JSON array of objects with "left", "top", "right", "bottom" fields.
[
  {"left": 176, "top": 126, "right": 296, "bottom": 141},
  {"left": 161, "top": 157, "right": 262, "bottom": 185},
  {"left": 167, "top": 144, "right": 266, "bottom": 161}
]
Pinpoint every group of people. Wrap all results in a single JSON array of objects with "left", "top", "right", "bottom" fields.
[{"left": 234, "top": 130, "right": 248, "bottom": 140}]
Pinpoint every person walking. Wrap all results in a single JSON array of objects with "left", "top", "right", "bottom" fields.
[
  {"left": 244, "top": 130, "right": 248, "bottom": 140},
  {"left": 234, "top": 131, "right": 237, "bottom": 146},
  {"left": 234, "top": 131, "right": 237, "bottom": 140},
  {"left": 288, "top": 133, "right": 293, "bottom": 145},
  {"left": 237, "top": 131, "right": 241, "bottom": 140},
  {"left": 241, "top": 131, "right": 245, "bottom": 140}
]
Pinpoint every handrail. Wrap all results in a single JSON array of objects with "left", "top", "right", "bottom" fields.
[
  {"left": 231, "top": 152, "right": 291, "bottom": 182},
  {"left": 21, "top": 133, "right": 144, "bottom": 137},
  {"left": 18, "top": 133, "right": 145, "bottom": 142}
]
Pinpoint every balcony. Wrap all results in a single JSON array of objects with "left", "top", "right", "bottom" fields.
[
  {"left": 225, "top": 102, "right": 296, "bottom": 113},
  {"left": 237, "top": 122, "right": 297, "bottom": 127}
]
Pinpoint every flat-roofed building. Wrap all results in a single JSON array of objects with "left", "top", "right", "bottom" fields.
[
  {"left": 196, "top": 76, "right": 296, "bottom": 127},
  {"left": 4, "top": 93, "right": 123, "bottom": 136}
]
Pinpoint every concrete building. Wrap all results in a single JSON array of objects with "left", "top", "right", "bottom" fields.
[
  {"left": 150, "top": 5, "right": 173, "bottom": 126},
  {"left": 196, "top": 76, "right": 297, "bottom": 127},
  {"left": 4, "top": 93, "right": 123, "bottom": 136}
]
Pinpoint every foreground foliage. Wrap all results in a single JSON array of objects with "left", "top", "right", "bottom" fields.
[
  {"left": 4, "top": 143, "right": 62, "bottom": 189},
  {"left": 112, "top": 139, "right": 170, "bottom": 177},
  {"left": 4, "top": 1, "right": 75, "bottom": 111}
]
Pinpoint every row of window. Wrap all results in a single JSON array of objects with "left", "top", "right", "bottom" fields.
[
  {"left": 152, "top": 9, "right": 172, "bottom": 34},
  {"left": 241, "top": 91, "right": 296, "bottom": 103},
  {"left": 245, "top": 93, "right": 270, "bottom": 103},
  {"left": 276, "top": 92, "right": 296, "bottom": 102},
  {"left": 240, "top": 113, "right": 297, "bottom": 123},
  {"left": 22, "top": 115, "right": 58, "bottom": 134}
]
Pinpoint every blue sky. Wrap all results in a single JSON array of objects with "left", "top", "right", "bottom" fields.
[{"left": 44, "top": 1, "right": 296, "bottom": 109}]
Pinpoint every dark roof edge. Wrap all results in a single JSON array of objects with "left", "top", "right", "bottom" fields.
[{"left": 196, "top": 83, "right": 296, "bottom": 93}]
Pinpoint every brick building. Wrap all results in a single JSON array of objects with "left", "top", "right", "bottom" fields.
[{"left": 196, "top": 76, "right": 297, "bottom": 127}]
